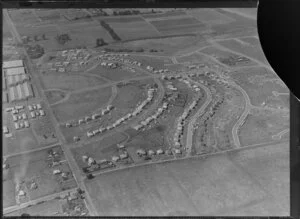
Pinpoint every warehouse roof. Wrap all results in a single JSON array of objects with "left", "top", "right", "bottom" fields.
[
  {"left": 6, "top": 67, "right": 25, "bottom": 76},
  {"left": 3, "top": 60, "right": 23, "bottom": 69}
]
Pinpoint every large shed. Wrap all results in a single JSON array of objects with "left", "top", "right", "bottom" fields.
[{"left": 3, "top": 60, "right": 23, "bottom": 69}]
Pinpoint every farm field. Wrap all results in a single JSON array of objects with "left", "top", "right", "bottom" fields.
[
  {"left": 128, "top": 55, "right": 172, "bottom": 69},
  {"left": 8, "top": 9, "right": 40, "bottom": 27},
  {"left": 239, "top": 108, "right": 289, "bottom": 146},
  {"left": 231, "top": 67, "right": 289, "bottom": 109},
  {"left": 39, "top": 73, "right": 106, "bottom": 91},
  {"left": 176, "top": 52, "right": 212, "bottom": 65},
  {"left": 84, "top": 142, "right": 288, "bottom": 216},
  {"left": 118, "top": 35, "right": 209, "bottom": 56},
  {"left": 217, "top": 38, "right": 269, "bottom": 65},
  {"left": 142, "top": 11, "right": 187, "bottom": 19},
  {"left": 99, "top": 16, "right": 145, "bottom": 23},
  {"left": 187, "top": 9, "right": 235, "bottom": 25},
  {"left": 35, "top": 9, "right": 62, "bottom": 22},
  {"left": 87, "top": 63, "right": 144, "bottom": 81},
  {"left": 52, "top": 86, "right": 112, "bottom": 122},
  {"left": 109, "top": 21, "right": 161, "bottom": 41},
  {"left": 3, "top": 145, "right": 77, "bottom": 208}
]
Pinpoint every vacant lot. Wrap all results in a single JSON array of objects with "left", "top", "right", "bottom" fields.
[
  {"left": 85, "top": 142, "right": 288, "bottom": 216},
  {"left": 52, "top": 87, "right": 112, "bottom": 122},
  {"left": 89, "top": 65, "right": 143, "bottom": 81},
  {"left": 187, "top": 9, "right": 235, "bottom": 25},
  {"left": 109, "top": 21, "right": 161, "bottom": 41},
  {"left": 239, "top": 109, "right": 289, "bottom": 146},
  {"left": 40, "top": 73, "right": 106, "bottom": 91},
  {"left": 217, "top": 38, "right": 269, "bottom": 65}
]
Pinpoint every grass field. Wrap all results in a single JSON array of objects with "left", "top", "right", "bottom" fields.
[
  {"left": 45, "top": 90, "right": 66, "bottom": 105},
  {"left": 3, "top": 127, "right": 39, "bottom": 156},
  {"left": 84, "top": 142, "right": 288, "bottom": 216},
  {"left": 9, "top": 9, "right": 40, "bottom": 27},
  {"left": 217, "top": 38, "right": 269, "bottom": 65},
  {"left": 52, "top": 87, "right": 112, "bottom": 122},
  {"left": 187, "top": 9, "right": 235, "bottom": 25},
  {"left": 35, "top": 9, "right": 62, "bottom": 22},
  {"left": 99, "top": 16, "right": 145, "bottom": 23},
  {"left": 231, "top": 67, "right": 289, "bottom": 108},
  {"left": 177, "top": 52, "right": 213, "bottom": 64},
  {"left": 239, "top": 108, "right": 289, "bottom": 146},
  {"left": 87, "top": 64, "right": 144, "bottom": 81},
  {"left": 40, "top": 73, "right": 106, "bottom": 91},
  {"left": 109, "top": 21, "right": 161, "bottom": 40},
  {"left": 71, "top": 132, "right": 128, "bottom": 169}
]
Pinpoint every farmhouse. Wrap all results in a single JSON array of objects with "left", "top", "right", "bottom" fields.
[
  {"left": 148, "top": 150, "right": 156, "bottom": 156},
  {"left": 136, "top": 149, "right": 146, "bottom": 156},
  {"left": 24, "top": 121, "right": 30, "bottom": 128},
  {"left": 3, "top": 60, "right": 23, "bottom": 69},
  {"left": 111, "top": 156, "right": 120, "bottom": 162},
  {"left": 157, "top": 149, "right": 164, "bottom": 155},
  {"left": 119, "top": 153, "right": 128, "bottom": 160}
]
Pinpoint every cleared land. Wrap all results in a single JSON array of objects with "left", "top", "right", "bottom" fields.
[
  {"left": 40, "top": 73, "right": 106, "bottom": 91},
  {"left": 85, "top": 142, "right": 289, "bottom": 216},
  {"left": 239, "top": 108, "right": 289, "bottom": 146},
  {"left": 52, "top": 86, "right": 112, "bottom": 122},
  {"left": 45, "top": 90, "right": 66, "bottom": 105}
]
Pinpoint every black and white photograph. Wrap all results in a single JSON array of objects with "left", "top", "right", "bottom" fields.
[{"left": 2, "top": 5, "right": 291, "bottom": 217}]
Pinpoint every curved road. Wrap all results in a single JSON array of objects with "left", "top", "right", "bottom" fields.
[{"left": 185, "top": 78, "right": 212, "bottom": 155}]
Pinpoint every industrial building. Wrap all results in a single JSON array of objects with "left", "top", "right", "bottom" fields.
[
  {"left": 5, "top": 67, "right": 26, "bottom": 77},
  {"left": 8, "top": 82, "right": 34, "bottom": 102},
  {"left": 2, "top": 60, "right": 23, "bottom": 69}
]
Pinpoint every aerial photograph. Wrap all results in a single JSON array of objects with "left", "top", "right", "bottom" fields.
[{"left": 2, "top": 8, "right": 289, "bottom": 216}]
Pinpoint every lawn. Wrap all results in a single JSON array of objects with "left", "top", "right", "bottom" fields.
[
  {"left": 40, "top": 73, "right": 106, "bottom": 91},
  {"left": 84, "top": 142, "right": 289, "bottom": 216},
  {"left": 52, "top": 87, "right": 112, "bottom": 123}
]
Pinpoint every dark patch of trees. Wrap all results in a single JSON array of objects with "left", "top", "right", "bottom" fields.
[
  {"left": 25, "top": 44, "right": 45, "bottom": 59},
  {"left": 99, "top": 20, "right": 121, "bottom": 41},
  {"left": 55, "top": 33, "right": 71, "bottom": 45},
  {"left": 95, "top": 38, "right": 108, "bottom": 48}
]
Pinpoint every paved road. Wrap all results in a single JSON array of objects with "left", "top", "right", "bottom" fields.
[
  {"left": 185, "top": 78, "right": 212, "bottom": 155},
  {"left": 3, "top": 9, "right": 98, "bottom": 216}
]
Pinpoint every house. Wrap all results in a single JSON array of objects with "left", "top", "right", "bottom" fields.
[
  {"left": 78, "top": 119, "right": 84, "bottom": 125},
  {"left": 148, "top": 150, "right": 156, "bottom": 156},
  {"left": 92, "top": 114, "right": 100, "bottom": 120},
  {"left": 30, "top": 111, "right": 36, "bottom": 118},
  {"left": 13, "top": 115, "right": 18, "bottom": 122},
  {"left": 22, "top": 113, "right": 27, "bottom": 120},
  {"left": 156, "top": 149, "right": 164, "bottom": 155},
  {"left": 174, "top": 149, "right": 181, "bottom": 154},
  {"left": 119, "top": 153, "right": 128, "bottom": 160},
  {"left": 136, "top": 149, "right": 146, "bottom": 156},
  {"left": 88, "top": 157, "right": 96, "bottom": 166},
  {"left": 85, "top": 116, "right": 91, "bottom": 122},
  {"left": 3, "top": 126, "right": 9, "bottom": 134},
  {"left": 24, "top": 121, "right": 30, "bottom": 128},
  {"left": 39, "top": 110, "right": 45, "bottom": 116},
  {"left": 65, "top": 122, "right": 71, "bottom": 128},
  {"left": 117, "top": 144, "right": 125, "bottom": 149},
  {"left": 73, "top": 136, "right": 80, "bottom": 142},
  {"left": 28, "top": 105, "right": 33, "bottom": 111},
  {"left": 14, "top": 122, "right": 20, "bottom": 130},
  {"left": 53, "top": 169, "right": 61, "bottom": 175},
  {"left": 87, "top": 131, "right": 94, "bottom": 138},
  {"left": 93, "top": 129, "right": 99, "bottom": 135},
  {"left": 36, "top": 103, "right": 42, "bottom": 109},
  {"left": 111, "top": 155, "right": 120, "bottom": 162}
]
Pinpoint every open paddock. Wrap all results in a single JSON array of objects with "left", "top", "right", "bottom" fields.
[
  {"left": 35, "top": 9, "right": 62, "bottom": 22},
  {"left": 239, "top": 109, "right": 289, "bottom": 146},
  {"left": 142, "top": 11, "right": 187, "bottom": 19},
  {"left": 52, "top": 87, "right": 112, "bottom": 123},
  {"left": 99, "top": 16, "right": 145, "bottom": 23},
  {"left": 40, "top": 73, "right": 106, "bottom": 91},
  {"left": 9, "top": 9, "right": 40, "bottom": 27},
  {"left": 159, "top": 24, "right": 208, "bottom": 35},
  {"left": 109, "top": 21, "right": 161, "bottom": 41},
  {"left": 84, "top": 142, "right": 288, "bottom": 216},
  {"left": 150, "top": 17, "right": 201, "bottom": 30}
]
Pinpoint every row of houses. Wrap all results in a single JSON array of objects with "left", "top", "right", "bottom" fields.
[
  {"left": 173, "top": 97, "right": 201, "bottom": 148},
  {"left": 8, "top": 82, "right": 34, "bottom": 102},
  {"left": 66, "top": 105, "right": 114, "bottom": 128},
  {"left": 134, "top": 101, "right": 169, "bottom": 131},
  {"left": 86, "top": 88, "right": 155, "bottom": 138},
  {"left": 14, "top": 120, "right": 30, "bottom": 130}
]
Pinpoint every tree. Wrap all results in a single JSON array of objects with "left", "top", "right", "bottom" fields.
[
  {"left": 55, "top": 33, "right": 71, "bottom": 45},
  {"left": 95, "top": 38, "right": 107, "bottom": 47},
  {"left": 86, "top": 173, "right": 94, "bottom": 179}
]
